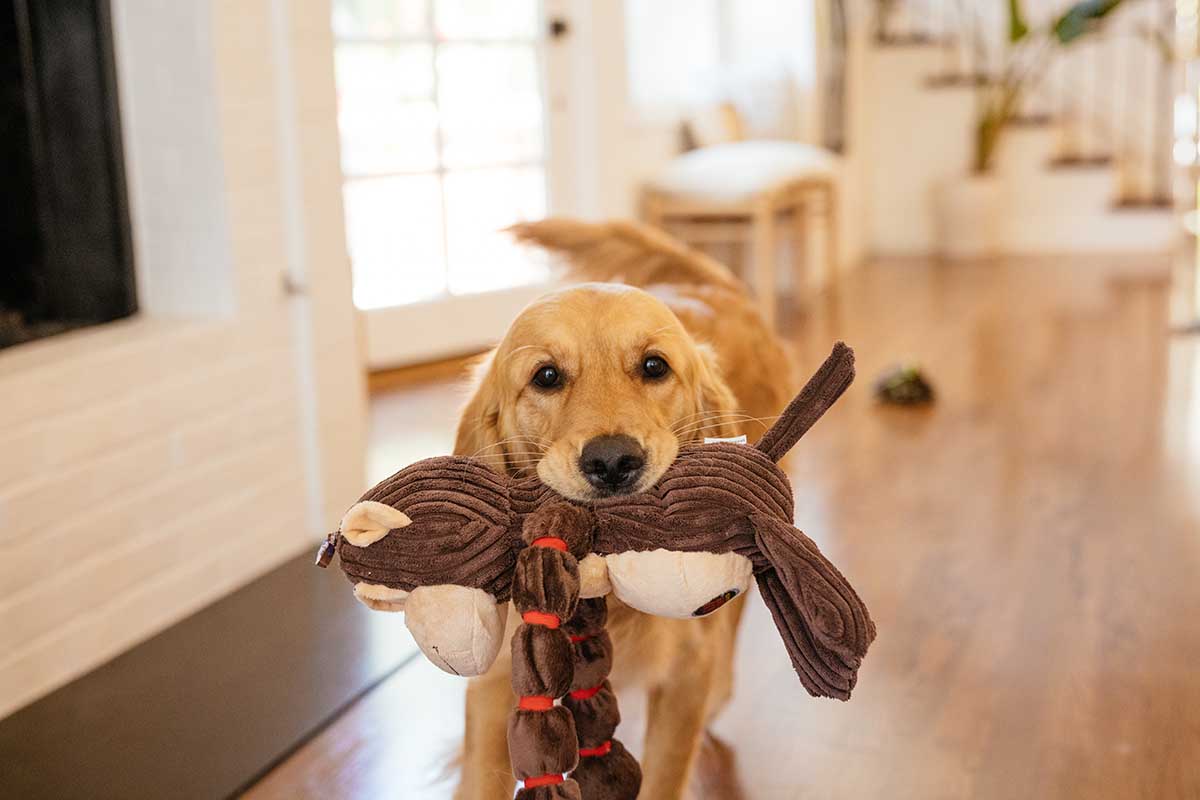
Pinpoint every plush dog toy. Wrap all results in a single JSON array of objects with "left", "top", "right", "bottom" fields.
[{"left": 318, "top": 342, "right": 874, "bottom": 799}]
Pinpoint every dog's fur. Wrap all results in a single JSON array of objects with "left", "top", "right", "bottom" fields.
[{"left": 451, "top": 219, "right": 795, "bottom": 799}]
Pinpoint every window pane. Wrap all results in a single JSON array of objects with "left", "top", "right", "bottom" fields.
[
  {"left": 444, "top": 167, "right": 547, "bottom": 296},
  {"left": 333, "top": 0, "right": 427, "bottom": 38},
  {"left": 434, "top": 0, "right": 536, "bottom": 40},
  {"left": 437, "top": 45, "right": 544, "bottom": 168},
  {"left": 339, "top": 98, "right": 438, "bottom": 176},
  {"left": 344, "top": 176, "right": 446, "bottom": 309},
  {"left": 336, "top": 44, "right": 433, "bottom": 103},
  {"left": 335, "top": 44, "right": 437, "bottom": 174}
]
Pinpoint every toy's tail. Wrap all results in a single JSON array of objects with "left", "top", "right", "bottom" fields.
[{"left": 755, "top": 342, "right": 855, "bottom": 463}]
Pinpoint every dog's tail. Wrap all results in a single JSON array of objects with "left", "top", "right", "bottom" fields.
[{"left": 508, "top": 218, "right": 743, "bottom": 293}]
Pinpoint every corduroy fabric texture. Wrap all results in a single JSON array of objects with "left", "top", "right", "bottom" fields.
[{"left": 329, "top": 342, "right": 873, "bottom": 797}]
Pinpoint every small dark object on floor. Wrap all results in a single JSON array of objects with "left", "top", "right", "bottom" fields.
[{"left": 876, "top": 364, "right": 935, "bottom": 405}]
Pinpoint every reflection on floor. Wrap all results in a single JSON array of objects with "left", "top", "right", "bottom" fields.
[{"left": 246, "top": 255, "right": 1200, "bottom": 799}]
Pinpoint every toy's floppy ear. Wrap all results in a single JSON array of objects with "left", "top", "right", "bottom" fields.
[
  {"left": 756, "top": 342, "right": 855, "bottom": 463},
  {"left": 340, "top": 501, "right": 411, "bottom": 548},
  {"left": 751, "top": 514, "right": 875, "bottom": 700}
]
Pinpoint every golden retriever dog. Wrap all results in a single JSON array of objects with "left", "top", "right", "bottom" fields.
[{"left": 452, "top": 219, "right": 795, "bottom": 799}]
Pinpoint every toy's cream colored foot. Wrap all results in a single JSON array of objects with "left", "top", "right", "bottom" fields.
[
  {"left": 578, "top": 553, "right": 611, "bottom": 599},
  {"left": 352, "top": 582, "right": 409, "bottom": 612},
  {"left": 405, "top": 585, "right": 508, "bottom": 677},
  {"left": 339, "top": 500, "right": 411, "bottom": 547},
  {"left": 605, "top": 549, "right": 753, "bottom": 618}
]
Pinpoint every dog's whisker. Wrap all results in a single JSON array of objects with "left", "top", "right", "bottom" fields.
[
  {"left": 470, "top": 437, "right": 548, "bottom": 458},
  {"left": 675, "top": 414, "right": 781, "bottom": 438},
  {"left": 669, "top": 411, "right": 765, "bottom": 434},
  {"left": 669, "top": 408, "right": 754, "bottom": 430},
  {"left": 673, "top": 412, "right": 779, "bottom": 433},
  {"left": 675, "top": 417, "right": 778, "bottom": 437}
]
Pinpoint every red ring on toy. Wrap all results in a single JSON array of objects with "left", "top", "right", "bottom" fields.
[
  {"left": 569, "top": 684, "right": 602, "bottom": 701},
  {"left": 579, "top": 740, "right": 612, "bottom": 758},
  {"left": 568, "top": 633, "right": 592, "bottom": 643},
  {"left": 518, "top": 695, "right": 554, "bottom": 711},
  {"left": 531, "top": 536, "right": 567, "bottom": 552},
  {"left": 524, "top": 773, "right": 565, "bottom": 788},
  {"left": 521, "top": 610, "right": 560, "bottom": 628}
]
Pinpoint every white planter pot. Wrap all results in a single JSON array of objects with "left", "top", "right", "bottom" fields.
[{"left": 935, "top": 174, "right": 1005, "bottom": 259}]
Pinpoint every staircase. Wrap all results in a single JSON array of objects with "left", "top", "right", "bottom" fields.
[{"left": 861, "top": 0, "right": 1176, "bottom": 255}]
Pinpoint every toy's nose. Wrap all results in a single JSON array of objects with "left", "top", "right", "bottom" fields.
[{"left": 579, "top": 435, "right": 645, "bottom": 493}]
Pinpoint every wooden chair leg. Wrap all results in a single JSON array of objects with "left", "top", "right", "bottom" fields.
[
  {"left": 751, "top": 201, "right": 777, "bottom": 329},
  {"left": 791, "top": 192, "right": 808, "bottom": 302},
  {"left": 823, "top": 180, "right": 840, "bottom": 287}
]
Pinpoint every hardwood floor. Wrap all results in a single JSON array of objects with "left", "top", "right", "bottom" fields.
[{"left": 244, "top": 256, "right": 1200, "bottom": 799}]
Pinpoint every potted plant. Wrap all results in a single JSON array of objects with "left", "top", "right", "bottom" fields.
[{"left": 936, "top": 0, "right": 1126, "bottom": 257}]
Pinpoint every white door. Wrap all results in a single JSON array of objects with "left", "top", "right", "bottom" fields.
[{"left": 331, "top": 0, "right": 573, "bottom": 367}]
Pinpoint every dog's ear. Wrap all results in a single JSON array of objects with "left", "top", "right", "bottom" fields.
[
  {"left": 454, "top": 349, "right": 506, "bottom": 472},
  {"left": 688, "top": 342, "right": 740, "bottom": 441}
]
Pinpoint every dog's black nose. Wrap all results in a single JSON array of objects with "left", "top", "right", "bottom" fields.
[{"left": 579, "top": 435, "right": 645, "bottom": 493}]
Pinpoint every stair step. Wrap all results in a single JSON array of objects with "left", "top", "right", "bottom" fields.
[
  {"left": 997, "top": 125, "right": 1061, "bottom": 175},
  {"left": 1048, "top": 154, "right": 1114, "bottom": 169},
  {"left": 924, "top": 72, "right": 991, "bottom": 89},
  {"left": 874, "top": 32, "right": 950, "bottom": 48},
  {"left": 1008, "top": 113, "right": 1055, "bottom": 128},
  {"left": 1112, "top": 196, "right": 1173, "bottom": 211}
]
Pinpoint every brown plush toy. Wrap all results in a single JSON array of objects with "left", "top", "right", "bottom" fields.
[{"left": 318, "top": 342, "right": 874, "bottom": 799}]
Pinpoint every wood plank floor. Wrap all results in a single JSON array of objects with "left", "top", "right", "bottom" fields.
[{"left": 245, "top": 256, "right": 1200, "bottom": 800}]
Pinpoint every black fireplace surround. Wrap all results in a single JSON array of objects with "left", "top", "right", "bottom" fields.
[{"left": 1, "top": 0, "right": 135, "bottom": 350}]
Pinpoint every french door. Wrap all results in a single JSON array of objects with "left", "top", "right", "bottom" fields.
[{"left": 332, "top": 0, "right": 569, "bottom": 366}]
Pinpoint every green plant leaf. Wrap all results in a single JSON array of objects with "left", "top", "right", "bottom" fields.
[
  {"left": 1008, "top": 0, "right": 1030, "bottom": 42},
  {"left": 1052, "top": 0, "right": 1124, "bottom": 44}
]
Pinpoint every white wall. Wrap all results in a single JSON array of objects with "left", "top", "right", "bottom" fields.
[{"left": 0, "top": 0, "right": 366, "bottom": 718}]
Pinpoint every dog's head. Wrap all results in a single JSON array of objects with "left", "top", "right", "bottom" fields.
[{"left": 455, "top": 284, "right": 738, "bottom": 501}]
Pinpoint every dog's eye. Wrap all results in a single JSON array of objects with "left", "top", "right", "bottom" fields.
[
  {"left": 642, "top": 356, "right": 670, "bottom": 379},
  {"left": 532, "top": 365, "right": 562, "bottom": 389}
]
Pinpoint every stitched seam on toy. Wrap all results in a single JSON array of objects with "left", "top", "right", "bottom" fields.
[
  {"left": 531, "top": 536, "right": 567, "bottom": 551},
  {"left": 579, "top": 740, "right": 612, "bottom": 758},
  {"left": 522, "top": 610, "right": 560, "bottom": 628},
  {"left": 518, "top": 695, "right": 554, "bottom": 711}
]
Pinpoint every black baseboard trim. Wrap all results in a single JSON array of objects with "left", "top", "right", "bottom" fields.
[{"left": 0, "top": 548, "right": 417, "bottom": 800}]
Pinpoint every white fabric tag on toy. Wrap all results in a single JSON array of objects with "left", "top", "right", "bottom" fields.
[{"left": 704, "top": 434, "right": 748, "bottom": 444}]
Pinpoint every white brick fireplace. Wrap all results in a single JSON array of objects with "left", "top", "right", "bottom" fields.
[{"left": 0, "top": 0, "right": 366, "bottom": 718}]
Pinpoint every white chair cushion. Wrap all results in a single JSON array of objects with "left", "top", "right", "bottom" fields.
[{"left": 649, "top": 140, "right": 837, "bottom": 202}]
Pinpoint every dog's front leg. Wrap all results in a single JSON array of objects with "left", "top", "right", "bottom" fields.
[
  {"left": 454, "top": 663, "right": 515, "bottom": 800},
  {"left": 639, "top": 652, "right": 715, "bottom": 799}
]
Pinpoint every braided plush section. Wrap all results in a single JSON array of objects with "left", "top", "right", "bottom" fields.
[
  {"left": 507, "top": 504, "right": 584, "bottom": 799},
  {"left": 562, "top": 598, "right": 641, "bottom": 799}
]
